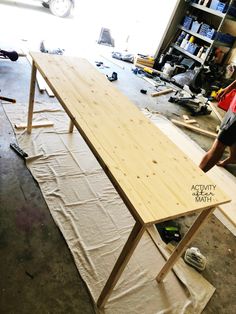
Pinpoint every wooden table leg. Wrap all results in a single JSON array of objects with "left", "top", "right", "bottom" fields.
[
  {"left": 156, "top": 206, "right": 215, "bottom": 283},
  {"left": 69, "top": 119, "right": 74, "bottom": 133},
  {"left": 27, "top": 61, "right": 37, "bottom": 134},
  {"left": 97, "top": 220, "right": 145, "bottom": 309}
]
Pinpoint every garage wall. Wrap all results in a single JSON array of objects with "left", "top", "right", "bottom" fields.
[
  {"left": 117, "top": 0, "right": 179, "bottom": 55},
  {"left": 78, "top": 0, "right": 178, "bottom": 55}
]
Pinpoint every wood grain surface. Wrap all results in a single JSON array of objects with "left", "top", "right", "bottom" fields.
[{"left": 29, "top": 52, "right": 230, "bottom": 225}]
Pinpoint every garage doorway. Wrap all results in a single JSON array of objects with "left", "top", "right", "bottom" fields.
[{"left": 0, "top": 0, "right": 177, "bottom": 57}]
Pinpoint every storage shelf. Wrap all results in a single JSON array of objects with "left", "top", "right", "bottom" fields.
[
  {"left": 179, "top": 26, "right": 232, "bottom": 47},
  {"left": 172, "top": 44, "right": 204, "bottom": 64},
  {"left": 157, "top": 0, "right": 236, "bottom": 72},
  {"left": 190, "top": 3, "right": 225, "bottom": 18},
  {"left": 179, "top": 25, "right": 213, "bottom": 44}
]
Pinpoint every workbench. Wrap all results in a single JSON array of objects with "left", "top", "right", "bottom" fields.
[{"left": 27, "top": 52, "right": 230, "bottom": 309}]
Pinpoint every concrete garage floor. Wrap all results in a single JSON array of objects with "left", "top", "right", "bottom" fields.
[
  {"left": 0, "top": 59, "right": 96, "bottom": 313},
  {"left": 0, "top": 51, "right": 236, "bottom": 314}
]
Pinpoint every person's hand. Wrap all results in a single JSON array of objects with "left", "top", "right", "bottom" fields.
[{"left": 216, "top": 88, "right": 228, "bottom": 101}]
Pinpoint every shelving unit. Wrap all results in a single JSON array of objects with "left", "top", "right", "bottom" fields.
[
  {"left": 155, "top": 0, "right": 236, "bottom": 67},
  {"left": 178, "top": 25, "right": 214, "bottom": 44},
  {"left": 190, "top": 2, "right": 225, "bottom": 17},
  {"left": 171, "top": 43, "right": 204, "bottom": 63},
  {"left": 178, "top": 24, "right": 234, "bottom": 48}
]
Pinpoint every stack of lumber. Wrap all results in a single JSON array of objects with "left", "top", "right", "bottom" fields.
[{"left": 134, "top": 55, "right": 155, "bottom": 68}]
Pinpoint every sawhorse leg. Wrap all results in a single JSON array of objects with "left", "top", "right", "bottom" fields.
[
  {"left": 156, "top": 206, "right": 215, "bottom": 282},
  {"left": 97, "top": 220, "right": 145, "bottom": 309},
  {"left": 69, "top": 119, "right": 74, "bottom": 133},
  {"left": 27, "top": 61, "right": 37, "bottom": 134}
]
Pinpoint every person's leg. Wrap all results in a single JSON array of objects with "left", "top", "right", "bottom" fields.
[
  {"left": 217, "top": 143, "right": 236, "bottom": 166},
  {"left": 199, "top": 139, "right": 226, "bottom": 172}
]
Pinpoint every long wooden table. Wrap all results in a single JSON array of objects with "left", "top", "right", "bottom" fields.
[{"left": 27, "top": 52, "right": 230, "bottom": 309}]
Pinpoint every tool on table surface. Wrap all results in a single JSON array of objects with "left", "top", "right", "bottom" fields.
[
  {"left": 107, "top": 72, "right": 118, "bottom": 82},
  {"left": 10, "top": 143, "right": 28, "bottom": 159},
  {"left": 184, "top": 247, "right": 207, "bottom": 271}
]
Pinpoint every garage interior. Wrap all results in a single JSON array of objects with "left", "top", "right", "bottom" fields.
[{"left": 0, "top": 0, "right": 236, "bottom": 313}]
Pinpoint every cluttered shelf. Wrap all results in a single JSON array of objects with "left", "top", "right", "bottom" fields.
[
  {"left": 171, "top": 44, "right": 204, "bottom": 64},
  {"left": 179, "top": 25, "right": 214, "bottom": 44},
  {"left": 190, "top": 2, "right": 225, "bottom": 17},
  {"left": 176, "top": 0, "right": 236, "bottom": 65},
  {"left": 179, "top": 25, "right": 233, "bottom": 47},
  {"left": 190, "top": 0, "right": 236, "bottom": 22}
]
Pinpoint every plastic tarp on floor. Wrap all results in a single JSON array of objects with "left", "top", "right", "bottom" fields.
[{"left": 3, "top": 102, "right": 215, "bottom": 313}]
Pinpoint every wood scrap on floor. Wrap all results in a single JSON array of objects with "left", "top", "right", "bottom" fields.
[
  {"left": 15, "top": 121, "right": 54, "bottom": 129},
  {"left": 171, "top": 119, "right": 217, "bottom": 138},
  {"left": 183, "top": 114, "right": 189, "bottom": 121},
  {"left": 185, "top": 119, "right": 198, "bottom": 125},
  {"left": 134, "top": 56, "right": 155, "bottom": 68},
  {"left": 182, "top": 116, "right": 199, "bottom": 125},
  {"left": 151, "top": 88, "right": 173, "bottom": 97},
  {"left": 45, "top": 85, "right": 54, "bottom": 97}
]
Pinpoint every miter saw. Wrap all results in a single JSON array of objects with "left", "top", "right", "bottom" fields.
[{"left": 169, "top": 85, "right": 212, "bottom": 116}]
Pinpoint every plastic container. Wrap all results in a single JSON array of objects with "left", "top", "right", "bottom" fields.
[
  {"left": 216, "top": 1, "right": 227, "bottom": 12},
  {"left": 175, "top": 31, "right": 186, "bottom": 46},
  {"left": 199, "top": 23, "right": 210, "bottom": 36},
  {"left": 197, "top": 46, "right": 204, "bottom": 58},
  {"left": 182, "top": 16, "right": 193, "bottom": 29},
  {"left": 180, "top": 34, "right": 190, "bottom": 49},
  {"left": 210, "top": 0, "right": 219, "bottom": 10},
  {"left": 203, "top": 0, "right": 211, "bottom": 6},
  {"left": 206, "top": 28, "right": 216, "bottom": 39},
  {"left": 186, "top": 43, "right": 197, "bottom": 54},
  {"left": 191, "top": 21, "right": 201, "bottom": 33},
  {"left": 218, "top": 89, "right": 236, "bottom": 111},
  {"left": 193, "top": 45, "right": 200, "bottom": 56},
  {"left": 162, "top": 63, "right": 175, "bottom": 77}
]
